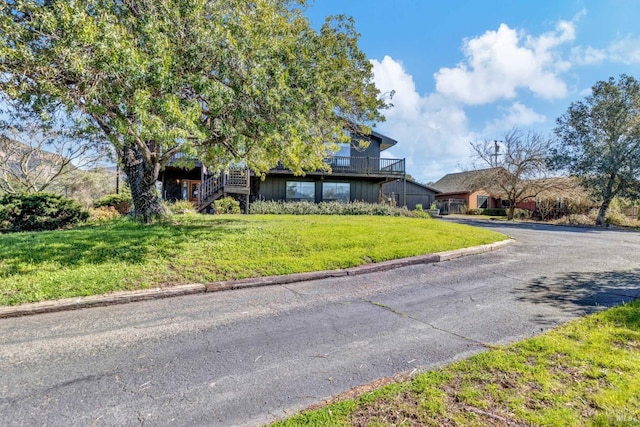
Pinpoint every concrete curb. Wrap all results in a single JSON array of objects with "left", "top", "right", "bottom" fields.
[{"left": 0, "top": 239, "right": 514, "bottom": 319}]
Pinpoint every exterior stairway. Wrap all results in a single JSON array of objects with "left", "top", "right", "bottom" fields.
[{"left": 198, "top": 168, "right": 250, "bottom": 212}]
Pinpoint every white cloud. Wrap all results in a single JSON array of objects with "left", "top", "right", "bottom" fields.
[
  {"left": 608, "top": 36, "right": 640, "bottom": 64},
  {"left": 434, "top": 21, "right": 575, "bottom": 105},
  {"left": 571, "top": 46, "right": 607, "bottom": 65},
  {"left": 371, "top": 56, "right": 476, "bottom": 183},
  {"left": 369, "top": 18, "right": 583, "bottom": 182},
  {"left": 483, "top": 102, "right": 547, "bottom": 136},
  {"left": 573, "top": 35, "right": 640, "bottom": 65},
  {"left": 502, "top": 102, "right": 546, "bottom": 126}
]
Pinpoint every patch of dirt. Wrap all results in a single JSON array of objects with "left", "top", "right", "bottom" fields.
[
  {"left": 350, "top": 392, "right": 424, "bottom": 427},
  {"left": 304, "top": 372, "right": 412, "bottom": 412}
]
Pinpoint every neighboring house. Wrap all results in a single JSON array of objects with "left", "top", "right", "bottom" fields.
[
  {"left": 159, "top": 130, "right": 408, "bottom": 212},
  {"left": 381, "top": 179, "right": 440, "bottom": 210},
  {"left": 431, "top": 170, "right": 592, "bottom": 218},
  {"left": 431, "top": 168, "right": 505, "bottom": 214},
  {"left": 516, "top": 177, "right": 592, "bottom": 219}
]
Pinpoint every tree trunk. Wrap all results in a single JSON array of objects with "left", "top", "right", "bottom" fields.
[
  {"left": 120, "top": 143, "right": 166, "bottom": 222},
  {"left": 595, "top": 197, "right": 611, "bottom": 226},
  {"left": 507, "top": 204, "right": 516, "bottom": 220}
]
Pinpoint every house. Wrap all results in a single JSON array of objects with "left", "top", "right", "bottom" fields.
[
  {"left": 158, "top": 129, "right": 409, "bottom": 212},
  {"left": 431, "top": 168, "right": 505, "bottom": 214},
  {"left": 431, "top": 169, "right": 593, "bottom": 218},
  {"left": 516, "top": 177, "right": 593, "bottom": 219}
]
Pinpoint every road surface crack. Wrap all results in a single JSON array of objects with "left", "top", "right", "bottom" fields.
[{"left": 361, "top": 298, "right": 490, "bottom": 348}]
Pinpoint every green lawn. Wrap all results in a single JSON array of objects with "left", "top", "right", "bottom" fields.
[
  {"left": 271, "top": 300, "right": 640, "bottom": 426},
  {"left": 0, "top": 214, "right": 506, "bottom": 306}
]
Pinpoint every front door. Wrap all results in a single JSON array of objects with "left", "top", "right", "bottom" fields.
[{"left": 188, "top": 180, "right": 200, "bottom": 204}]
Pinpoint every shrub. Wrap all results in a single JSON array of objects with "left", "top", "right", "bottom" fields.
[
  {"left": 482, "top": 208, "right": 507, "bottom": 216},
  {"left": 249, "top": 200, "right": 421, "bottom": 217},
  {"left": 514, "top": 208, "right": 532, "bottom": 219},
  {"left": 94, "top": 193, "right": 132, "bottom": 215},
  {"left": 605, "top": 198, "right": 636, "bottom": 226},
  {"left": 167, "top": 200, "right": 197, "bottom": 215},
  {"left": 466, "top": 208, "right": 483, "bottom": 215},
  {"left": 415, "top": 204, "right": 423, "bottom": 211},
  {"left": 213, "top": 196, "right": 241, "bottom": 214},
  {"left": 88, "top": 206, "right": 121, "bottom": 222},
  {"left": 0, "top": 192, "right": 89, "bottom": 232}
]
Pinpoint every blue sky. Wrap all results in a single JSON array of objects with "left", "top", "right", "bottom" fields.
[{"left": 306, "top": 0, "right": 640, "bottom": 183}]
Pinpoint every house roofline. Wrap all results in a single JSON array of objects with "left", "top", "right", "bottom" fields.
[
  {"left": 371, "top": 129, "right": 398, "bottom": 152},
  {"left": 401, "top": 178, "right": 442, "bottom": 194}
]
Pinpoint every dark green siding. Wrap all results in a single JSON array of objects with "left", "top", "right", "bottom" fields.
[{"left": 256, "top": 176, "right": 382, "bottom": 204}]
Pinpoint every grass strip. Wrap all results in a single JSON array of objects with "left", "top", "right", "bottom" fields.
[
  {"left": 0, "top": 214, "right": 506, "bottom": 306},
  {"left": 271, "top": 300, "right": 640, "bottom": 426}
]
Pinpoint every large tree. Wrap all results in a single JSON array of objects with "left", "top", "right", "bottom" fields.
[
  {"left": 470, "top": 128, "right": 556, "bottom": 220},
  {"left": 0, "top": 0, "right": 386, "bottom": 221},
  {"left": 552, "top": 75, "right": 640, "bottom": 226}
]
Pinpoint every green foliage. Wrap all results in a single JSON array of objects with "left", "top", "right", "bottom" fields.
[
  {"left": 94, "top": 193, "right": 132, "bottom": 215},
  {"left": 0, "top": 0, "right": 387, "bottom": 220},
  {"left": 213, "top": 197, "right": 241, "bottom": 214},
  {"left": 0, "top": 215, "right": 506, "bottom": 305},
  {"left": 0, "top": 192, "right": 88, "bottom": 232},
  {"left": 166, "top": 200, "right": 196, "bottom": 215},
  {"left": 466, "top": 208, "right": 483, "bottom": 215},
  {"left": 482, "top": 208, "right": 507, "bottom": 216},
  {"left": 249, "top": 200, "right": 418, "bottom": 217},
  {"left": 552, "top": 75, "right": 640, "bottom": 226},
  {"left": 603, "top": 197, "right": 640, "bottom": 226},
  {"left": 414, "top": 203, "right": 423, "bottom": 211}
]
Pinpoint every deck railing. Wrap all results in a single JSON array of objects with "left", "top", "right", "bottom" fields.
[
  {"left": 272, "top": 156, "right": 405, "bottom": 175},
  {"left": 328, "top": 156, "right": 405, "bottom": 175},
  {"left": 199, "top": 168, "right": 250, "bottom": 208}
]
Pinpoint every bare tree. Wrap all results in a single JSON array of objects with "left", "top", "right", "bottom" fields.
[
  {"left": 470, "top": 128, "right": 560, "bottom": 220},
  {"left": 0, "top": 106, "right": 108, "bottom": 194}
]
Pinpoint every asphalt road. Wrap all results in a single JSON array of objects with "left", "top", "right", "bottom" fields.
[{"left": 2, "top": 220, "right": 640, "bottom": 426}]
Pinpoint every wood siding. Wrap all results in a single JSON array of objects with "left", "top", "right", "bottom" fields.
[
  {"left": 382, "top": 180, "right": 439, "bottom": 210},
  {"left": 353, "top": 133, "right": 382, "bottom": 158},
  {"left": 255, "top": 176, "right": 381, "bottom": 204}
]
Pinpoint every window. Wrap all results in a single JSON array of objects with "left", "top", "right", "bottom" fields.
[
  {"left": 477, "top": 195, "right": 488, "bottom": 209},
  {"left": 501, "top": 199, "right": 511, "bottom": 209},
  {"left": 322, "top": 182, "right": 350, "bottom": 202},
  {"left": 286, "top": 181, "right": 315, "bottom": 202}
]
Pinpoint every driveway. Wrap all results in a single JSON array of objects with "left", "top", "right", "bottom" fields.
[{"left": 1, "top": 221, "right": 639, "bottom": 426}]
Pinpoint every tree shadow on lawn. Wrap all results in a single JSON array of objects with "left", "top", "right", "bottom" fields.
[
  {"left": 0, "top": 217, "right": 248, "bottom": 270},
  {"left": 514, "top": 269, "right": 640, "bottom": 325}
]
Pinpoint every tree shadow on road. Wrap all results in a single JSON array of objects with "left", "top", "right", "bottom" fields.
[{"left": 513, "top": 269, "right": 640, "bottom": 322}]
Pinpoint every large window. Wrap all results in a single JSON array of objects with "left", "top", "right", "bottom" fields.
[
  {"left": 477, "top": 195, "right": 488, "bottom": 209},
  {"left": 322, "top": 182, "right": 350, "bottom": 202},
  {"left": 286, "top": 181, "right": 315, "bottom": 202}
]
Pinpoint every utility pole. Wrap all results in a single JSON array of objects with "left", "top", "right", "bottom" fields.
[{"left": 492, "top": 140, "right": 501, "bottom": 167}]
